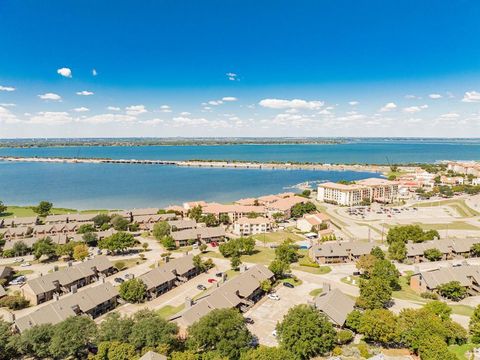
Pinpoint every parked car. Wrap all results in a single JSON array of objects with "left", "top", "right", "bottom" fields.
[
  {"left": 10, "top": 276, "right": 26, "bottom": 285},
  {"left": 268, "top": 293, "right": 280, "bottom": 301},
  {"left": 215, "top": 272, "right": 223, "bottom": 277},
  {"left": 14, "top": 258, "right": 24, "bottom": 263},
  {"left": 207, "top": 278, "right": 217, "bottom": 283},
  {"left": 114, "top": 277, "right": 125, "bottom": 284},
  {"left": 283, "top": 282, "right": 294, "bottom": 288},
  {"left": 197, "top": 284, "right": 207, "bottom": 291},
  {"left": 20, "top": 262, "right": 31, "bottom": 267},
  {"left": 245, "top": 317, "right": 254, "bottom": 324},
  {"left": 124, "top": 273, "right": 134, "bottom": 280}
]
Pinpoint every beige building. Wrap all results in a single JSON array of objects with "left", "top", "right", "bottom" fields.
[
  {"left": 310, "top": 241, "right": 375, "bottom": 264},
  {"left": 406, "top": 238, "right": 480, "bottom": 263},
  {"left": 202, "top": 203, "right": 267, "bottom": 222},
  {"left": 21, "top": 256, "right": 115, "bottom": 305},
  {"left": 314, "top": 287, "right": 355, "bottom": 327},
  {"left": 15, "top": 282, "right": 119, "bottom": 332},
  {"left": 171, "top": 226, "right": 225, "bottom": 247},
  {"left": 233, "top": 217, "right": 272, "bottom": 236},
  {"left": 296, "top": 212, "right": 330, "bottom": 233},
  {"left": 317, "top": 178, "right": 398, "bottom": 206}
]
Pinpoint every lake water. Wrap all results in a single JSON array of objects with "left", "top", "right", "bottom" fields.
[
  {"left": 0, "top": 139, "right": 479, "bottom": 164},
  {"left": 0, "top": 161, "right": 379, "bottom": 209},
  {"left": 0, "top": 140, "right": 478, "bottom": 209}
]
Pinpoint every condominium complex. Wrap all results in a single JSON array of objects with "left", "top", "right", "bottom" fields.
[{"left": 317, "top": 178, "right": 399, "bottom": 206}]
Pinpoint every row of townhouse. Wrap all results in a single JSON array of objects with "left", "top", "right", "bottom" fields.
[
  {"left": 0, "top": 216, "right": 38, "bottom": 228},
  {"left": 410, "top": 264, "right": 480, "bottom": 296},
  {"left": 406, "top": 238, "right": 480, "bottom": 263},
  {"left": 20, "top": 256, "right": 115, "bottom": 305},
  {"left": 447, "top": 161, "right": 480, "bottom": 177},
  {"left": 145, "top": 219, "right": 197, "bottom": 232},
  {"left": 309, "top": 241, "right": 375, "bottom": 264},
  {"left": 15, "top": 282, "right": 119, "bottom": 332},
  {"left": 176, "top": 265, "right": 274, "bottom": 328},
  {"left": 317, "top": 178, "right": 399, "bottom": 206},
  {"left": 139, "top": 254, "right": 202, "bottom": 300},
  {"left": 171, "top": 226, "right": 226, "bottom": 247},
  {"left": 2, "top": 229, "right": 116, "bottom": 251},
  {"left": 0, "top": 221, "right": 95, "bottom": 240}
]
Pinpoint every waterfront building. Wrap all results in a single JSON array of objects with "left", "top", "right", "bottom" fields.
[
  {"left": 317, "top": 178, "right": 398, "bottom": 206},
  {"left": 447, "top": 161, "right": 480, "bottom": 177}
]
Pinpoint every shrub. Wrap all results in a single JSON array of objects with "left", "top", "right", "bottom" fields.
[
  {"left": 0, "top": 294, "right": 30, "bottom": 310},
  {"left": 421, "top": 291, "right": 439, "bottom": 300},
  {"left": 336, "top": 329, "right": 354, "bottom": 344},
  {"left": 114, "top": 261, "right": 126, "bottom": 271}
]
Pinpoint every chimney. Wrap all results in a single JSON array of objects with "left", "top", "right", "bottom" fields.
[
  {"left": 222, "top": 273, "right": 227, "bottom": 283},
  {"left": 53, "top": 293, "right": 60, "bottom": 301},
  {"left": 67, "top": 260, "right": 73, "bottom": 267},
  {"left": 322, "top": 282, "right": 331, "bottom": 293},
  {"left": 53, "top": 265, "right": 59, "bottom": 272},
  {"left": 165, "top": 257, "right": 170, "bottom": 263},
  {"left": 100, "top": 275, "right": 106, "bottom": 284},
  {"left": 71, "top": 285, "right": 77, "bottom": 294},
  {"left": 185, "top": 296, "right": 193, "bottom": 308}
]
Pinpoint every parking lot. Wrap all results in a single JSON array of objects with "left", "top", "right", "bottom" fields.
[{"left": 244, "top": 280, "right": 319, "bottom": 346}]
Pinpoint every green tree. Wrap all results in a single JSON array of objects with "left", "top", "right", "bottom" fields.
[
  {"left": 193, "top": 254, "right": 207, "bottom": 272},
  {"left": 128, "top": 310, "right": 179, "bottom": 350},
  {"left": 93, "top": 213, "right": 112, "bottom": 227},
  {"left": 268, "top": 259, "right": 290, "bottom": 278},
  {"left": 119, "top": 278, "right": 146, "bottom": 303},
  {"left": 12, "top": 241, "right": 30, "bottom": 256},
  {"left": 424, "top": 248, "right": 443, "bottom": 261},
  {"left": 0, "top": 319, "right": 18, "bottom": 360},
  {"left": 370, "top": 259, "right": 400, "bottom": 290},
  {"left": 386, "top": 225, "right": 439, "bottom": 244},
  {"left": 345, "top": 310, "right": 363, "bottom": 332},
  {"left": 418, "top": 335, "right": 457, "bottom": 360},
  {"left": 359, "top": 309, "right": 398, "bottom": 344},
  {"left": 188, "top": 205, "right": 203, "bottom": 222},
  {"left": 357, "top": 276, "right": 392, "bottom": 309},
  {"left": 153, "top": 221, "right": 171, "bottom": 240},
  {"left": 18, "top": 324, "right": 55, "bottom": 359},
  {"left": 0, "top": 201, "right": 6, "bottom": 215},
  {"left": 99, "top": 232, "right": 136, "bottom": 252},
  {"left": 437, "top": 281, "right": 467, "bottom": 301},
  {"left": 471, "top": 243, "right": 480, "bottom": 257},
  {"left": 73, "top": 243, "right": 89, "bottom": 261},
  {"left": 32, "top": 236, "right": 56, "bottom": 260},
  {"left": 33, "top": 201, "right": 53, "bottom": 216},
  {"left": 230, "top": 254, "right": 241, "bottom": 270},
  {"left": 388, "top": 240, "right": 407, "bottom": 261},
  {"left": 187, "top": 308, "right": 253, "bottom": 360},
  {"left": 276, "top": 304, "right": 335, "bottom": 360},
  {"left": 336, "top": 329, "right": 354, "bottom": 345},
  {"left": 370, "top": 246, "right": 385, "bottom": 259},
  {"left": 200, "top": 244, "right": 208, "bottom": 252},
  {"left": 219, "top": 213, "right": 230, "bottom": 224},
  {"left": 98, "top": 312, "right": 134, "bottom": 342},
  {"left": 470, "top": 304, "right": 480, "bottom": 342},
  {"left": 55, "top": 241, "right": 78, "bottom": 258},
  {"left": 424, "top": 301, "right": 452, "bottom": 321},
  {"left": 83, "top": 231, "right": 98, "bottom": 245},
  {"left": 94, "top": 341, "right": 138, "bottom": 360},
  {"left": 202, "top": 213, "right": 219, "bottom": 227},
  {"left": 240, "top": 346, "right": 295, "bottom": 360},
  {"left": 275, "top": 240, "right": 298, "bottom": 264},
  {"left": 77, "top": 223, "right": 96, "bottom": 234},
  {"left": 48, "top": 316, "right": 97, "bottom": 359},
  {"left": 110, "top": 215, "right": 130, "bottom": 231},
  {"left": 161, "top": 235, "right": 176, "bottom": 250},
  {"left": 290, "top": 201, "right": 316, "bottom": 218},
  {"left": 355, "top": 254, "right": 377, "bottom": 278}
]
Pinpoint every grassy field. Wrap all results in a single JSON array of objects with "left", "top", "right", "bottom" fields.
[
  {"left": 252, "top": 230, "right": 303, "bottom": 244},
  {"left": 309, "top": 288, "right": 323, "bottom": 297},
  {"left": 157, "top": 304, "right": 185, "bottom": 319},
  {"left": 449, "top": 343, "right": 479, "bottom": 360},
  {"left": 410, "top": 221, "right": 480, "bottom": 231},
  {"left": 201, "top": 247, "right": 276, "bottom": 265},
  {"left": 413, "top": 199, "right": 480, "bottom": 217},
  {"left": 0, "top": 205, "right": 112, "bottom": 218}
]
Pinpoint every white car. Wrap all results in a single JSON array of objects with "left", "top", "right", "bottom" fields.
[
  {"left": 268, "top": 293, "right": 280, "bottom": 301},
  {"left": 20, "top": 262, "right": 31, "bottom": 267}
]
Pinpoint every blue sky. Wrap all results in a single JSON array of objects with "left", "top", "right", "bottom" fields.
[{"left": 0, "top": 0, "right": 479, "bottom": 138}]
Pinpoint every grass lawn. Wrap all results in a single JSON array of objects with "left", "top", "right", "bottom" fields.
[
  {"left": 0, "top": 205, "right": 112, "bottom": 218},
  {"left": 291, "top": 264, "right": 331, "bottom": 274},
  {"left": 13, "top": 270, "right": 34, "bottom": 276},
  {"left": 410, "top": 221, "right": 480, "bottom": 231},
  {"left": 309, "top": 288, "right": 323, "bottom": 297},
  {"left": 450, "top": 304, "right": 475, "bottom": 317},
  {"left": 157, "top": 304, "right": 185, "bottom": 319},
  {"left": 281, "top": 277, "right": 303, "bottom": 286},
  {"left": 114, "top": 257, "right": 146, "bottom": 270},
  {"left": 449, "top": 343, "right": 479, "bottom": 360},
  {"left": 341, "top": 275, "right": 360, "bottom": 286},
  {"left": 252, "top": 230, "right": 303, "bottom": 244},
  {"left": 240, "top": 247, "right": 276, "bottom": 265},
  {"left": 413, "top": 199, "right": 480, "bottom": 217}
]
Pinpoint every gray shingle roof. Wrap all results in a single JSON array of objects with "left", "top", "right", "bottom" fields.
[{"left": 314, "top": 288, "right": 355, "bottom": 326}]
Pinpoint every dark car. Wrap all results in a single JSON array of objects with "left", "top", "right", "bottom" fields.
[
  {"left": 245, "top": 317, "right": 255, "bottom": 324},
  {"left": 215, "top": 272, "right": 223, "bottom": 277},
  {"left": 197, "top": 284, "right": 207, "bottom": 291},
  {"left": 114, "top": 277, "right": 125, "bottom": 284},
  {"left": 283, "top": 282, "right": 294, "bottom": 288}
]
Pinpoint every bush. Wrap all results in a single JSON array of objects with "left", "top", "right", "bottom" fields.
[
  {"left": 114, "top": 261, "right": 126, "bottom": 271},
  {"left": 421, "top": 291, "right": 439, "bottom": 300},
  {"left": 336, "top": 329, "right": 354, "bottom": 344},
  {"left": 0, "top": 294, "right": 30, "bottom": 310},
  {"left": 119, "top": 279, "right": 146, "bottom": 303},
  {"left": 357, "top": 343, "right": 370, "bottom": 358}
]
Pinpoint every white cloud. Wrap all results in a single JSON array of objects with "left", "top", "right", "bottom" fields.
[
  {"left": 379, "top": 102, "right": 397, "bottom": 112},
  {"left": 259, "top": 98, "right": 324, "bottom": 110},
  {"left": 107, "top": 106, "right": 121, "bottom": 111},
  {"left": 125, "top": 105, "right": 147, "bottom": 116},
  {"left": 73, "top": 107, "right": 90, "bottom": 112},
  {"left": 83, "top": 113, "right": 136, "bottom": 124},
  {"left": 0, "top": 85, "right": 15, "bottom": 92},
  {"left": 92, "top": 69, "right": 98, "bottom": 76},
  {"left": 57, "top": 67, "right": 72, "bottom": 78},
  {"left": 76, "top": 90, "right": 94, "bottom": 96},
  {"left": 403, "top": 105, "right": 428, "bottom": 113},
  {"left": 0, "top": 103, "right": 16, "bottom": 107},
  {"left": 38, "top": 93, "right": 62, "bottom": 101},
  {"left": 172, "top": 116, "right": 209, "bottom": 126},
  {"left": 226, "top": 72, "right": 238, "bottom": 81},
  {"left": 160, "top": 105, "right": 172, "bottom": 113},
  {"left": 440, "top": 112, "right": 460, "bottom": 119},
  {"left": 405, "top": 94, "right": 421, "bottom": 99},
  {"left": 462, "top": 91, "right": 480, "bottom": 103},
  {"left": 208, "top": 100, "right": 223, "bottom": 106},
  {"left": 0, "top": 106, "right": 21, "bottom": 124},
  {"left": 222, "top": 97, "right": 238, "bottom": 102},
  {"left": 180, "top": 112, "right": 191, "bottom": 116},
  {"left": 29, "top": 111, "right": 72, "bottom": 125},
  {"left": 429, "top": 93, "right": 442, "bottom": 99},
  {"left": 348, "top": 101, "right": 359, "bottom": 106},
  {"left": 141, "top": 118, "right": 164, "bottom": 125}
]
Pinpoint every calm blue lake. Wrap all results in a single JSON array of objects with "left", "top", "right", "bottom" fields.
[
  {"left": 0, "top": 162, "right": 379, "bottom": 209},
  {"left": 0, "top": 140, "right": 479, "bottom": 164}
]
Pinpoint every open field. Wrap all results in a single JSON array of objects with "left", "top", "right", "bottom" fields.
[
  {"left": 157, "top": 304, "right": 185, "bottom": 319},
  {"left": 412, "top": 199, "right": 480, "bottom": 217},
  {"left": 252, "top": 230, "right": 303, "bottom": 244},
  {"left": 0, "top": 205, "right": 112, "bottom": 218}
]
